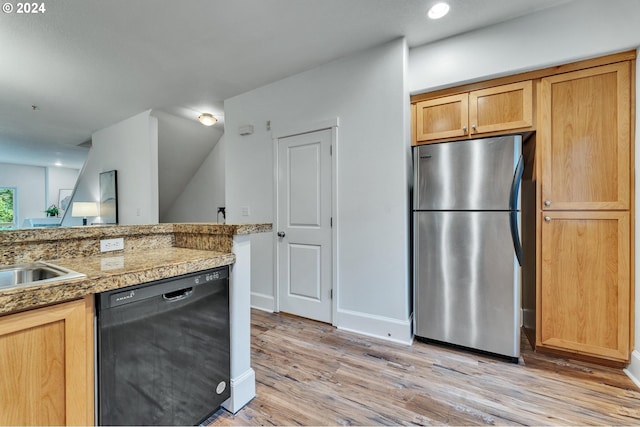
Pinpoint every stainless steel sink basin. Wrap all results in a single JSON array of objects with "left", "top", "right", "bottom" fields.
[{"left": 0, "top": 262, "right": 86, "bottom": 290}]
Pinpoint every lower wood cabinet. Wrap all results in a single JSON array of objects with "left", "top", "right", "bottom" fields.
[
  {"left": 0, "top": 297, "right": 94, "bottom": 426},
  {"left": 538, "top": 211, "right": 631, "bottom": 363}
]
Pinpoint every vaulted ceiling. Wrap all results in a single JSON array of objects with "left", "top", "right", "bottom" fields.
[{"left": 0, "top": 0, "right": 572, "bottom": 168}]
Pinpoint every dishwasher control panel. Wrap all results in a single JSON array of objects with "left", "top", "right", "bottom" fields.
[
  {"left": 99, "top": 266, "right": 229, "bottom": 309},
  {"left": 194, "top": 269, "right": 225, "bottom": 284}
]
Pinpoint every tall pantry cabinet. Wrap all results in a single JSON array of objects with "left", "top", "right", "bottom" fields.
[{"left": 536, "top": 60, "right": 634, "bottom": 364}]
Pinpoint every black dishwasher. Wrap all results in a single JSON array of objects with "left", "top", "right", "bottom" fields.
[{"left": 96, "top": 266, "right": 230, "bottom": 426}]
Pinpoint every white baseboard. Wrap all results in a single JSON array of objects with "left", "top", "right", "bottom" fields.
[
  {"left": 251, "top": 292, "right": 275, "bottom": 312},
  {"left": 624, "top": 350, "right": 640, "bottom": 388},
  {"left": 221, "top": 368, "right": 256, "bottom": 414},
  {"left": 336, "top": 308, "right": 413, "bottom": 345}
]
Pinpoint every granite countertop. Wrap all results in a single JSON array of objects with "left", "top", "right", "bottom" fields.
[
  {"left": 0, "top": 247, "right": 235, "bottom": 315},
  {"left": 0, "top": 222, "right": 273, "bottom": 244}
]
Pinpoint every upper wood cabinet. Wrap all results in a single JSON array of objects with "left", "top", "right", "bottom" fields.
[
  {"left": 539, "top": 62, "right": 632, "bottom": 210},
  {"left": 416, "top": 93, "right": 469, "bottom": 141},
  {"left": 0, "top": 297, "right": 94, "bottom": 426},
  {"left": 415, "top": 80, "right": 533, "bottom": 143}
]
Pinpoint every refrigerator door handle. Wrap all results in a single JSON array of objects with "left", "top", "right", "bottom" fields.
[
  {"left": 510, "top": 211, "right": 523, "bottom": 267},
  {"left": 509, "top": 155, "right": 524, "bottom": 211},
  {"left": 509, "top": 155, "right": 524, "bottom": 266}
]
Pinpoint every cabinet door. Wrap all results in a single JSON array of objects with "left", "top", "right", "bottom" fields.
[
  {"left": 0, "top": 298, "right": 94, "bottom": 426},
  {"left": 539, "top": 211, "right": 630, "bottom": 362},
  {"left": 415, "top": 93, "right": 468, "bottom": 142},
  {"left": 469, "top": 80, "right": 533, "bottom": 134},
  {"left": 539, "top": 62, "right": 631, "bottom": 210}
]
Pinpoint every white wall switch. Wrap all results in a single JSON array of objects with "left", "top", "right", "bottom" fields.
[
  {"left": 241, "top": 206, "right": 250, "bottom": 216},
  {"left": 100, "top": 238, "right": 124, "bottom": 252}
]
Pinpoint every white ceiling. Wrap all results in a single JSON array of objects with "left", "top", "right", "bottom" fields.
[{"left": 0, "top": 0, "right": 572, "bottom": 169}]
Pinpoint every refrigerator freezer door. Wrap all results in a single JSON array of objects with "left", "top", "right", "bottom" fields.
[
  {"left": 414, "top": 211, "right": 521, "bottom": 358},
  {"left": 414, "top": 135, "right": 522, "bottom": 211}
]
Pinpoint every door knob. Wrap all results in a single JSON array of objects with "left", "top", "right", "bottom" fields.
[{"left": 277, "top": 231, "right": 286, "bottom": 238}]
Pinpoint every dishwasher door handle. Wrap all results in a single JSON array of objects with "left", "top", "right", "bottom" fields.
[{"left": 163, "top": 287, "right": 194, "bottom": 302}]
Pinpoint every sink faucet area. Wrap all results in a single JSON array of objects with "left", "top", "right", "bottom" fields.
[{"left": 0, "top": 262, "right": 86, "bottom": 290}]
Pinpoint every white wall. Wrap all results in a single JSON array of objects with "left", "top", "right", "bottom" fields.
[
  {"left": 0, "top": 163, "right": 46, "bottom": 227},
  {"left": 408, "top": 0, "right": 640, "bottom": 373},
  {"left": 163, "top": 135, "right": 226, "bottom": 223},
  {"left": 409, "top": 0, "right": 640, "bottom": 94},
  {"left": 225, "top": 38, "right": 412, "bottom": 343},
  {"left": 64, "top": 110, "right": 159, "bottom": 226},
  {"left": 0, "top": 164, "right": 78, "bottom": 227},
  {"left": 154, "top": 110, "right": 223, "bottom": 221},
  {"left": 47, "top": 166, "right": 79, "bottom": 214}
]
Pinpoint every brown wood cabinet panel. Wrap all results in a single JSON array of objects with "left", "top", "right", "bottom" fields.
[
  {"left": 415, "top": 93, "right": 468, "bottom": 142},
  {"left": 0, "top": 297, "right": 94, "bottom": 426},
  {"left": 469, "top": 80, "right": 533, "bottom": 134},
  {"left": 414, "top": 81, "right": 533, "bottom": 144},
  {"left": 538, "top": 211, "right": 630, "bottom": 362},
  {"left": 539, "top": 62, "right": 631, "bottom": 210}
]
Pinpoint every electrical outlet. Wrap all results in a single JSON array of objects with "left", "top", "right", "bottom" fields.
[{"left": 100, "top": 238, "right": 124, "bottom": 252}]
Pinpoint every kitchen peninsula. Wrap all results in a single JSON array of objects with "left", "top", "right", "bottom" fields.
[{"left": 0, "top": 222, "right": 271, "bottom": 425}]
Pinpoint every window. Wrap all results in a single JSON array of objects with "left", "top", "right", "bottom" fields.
[{"left": 0, "top": 187, "right": 16, "bottom": 230}]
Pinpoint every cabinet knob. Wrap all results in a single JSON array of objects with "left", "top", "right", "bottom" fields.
[
  {"left": 544, "top": 216, "right": 551, "bottom": 223},
  {"left": 544, "top": 200, "right": 551, "bottom": 207},
  {"left": 462, "top": 126, "right": 467, "bottom": 133},
  {"left": 277, "top": 231, "right": 286, "bottom": 238},
  {"left": 471, "top": 124, "right": 477, "bottom": 131}
]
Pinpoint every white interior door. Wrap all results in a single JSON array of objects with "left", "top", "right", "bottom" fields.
[{"left": 277, "top": 129, "right": 332, "bottom": 323}]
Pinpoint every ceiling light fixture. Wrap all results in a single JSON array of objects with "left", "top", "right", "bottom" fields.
[
  {"left": 198, "top": 113, "right": 217, "bottom": 126},
  {"left": 427, "top": 2, "right": 450, "bottom": 19}
]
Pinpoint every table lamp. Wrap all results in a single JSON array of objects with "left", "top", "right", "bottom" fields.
[{"left": 72, "top": 202, "right": 99, "bottom": 226}]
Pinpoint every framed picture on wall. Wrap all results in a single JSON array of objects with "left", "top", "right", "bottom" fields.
[
  {"left": 58, "top": 189, "right": 73, "bottom": 214},
  {"left": 99, "top": 170, "right": 118, "bottom": 224}
]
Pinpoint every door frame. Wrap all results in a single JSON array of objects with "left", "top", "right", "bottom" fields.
[{"left": 272, "top": 118, "right": 339, "bottom": 326}]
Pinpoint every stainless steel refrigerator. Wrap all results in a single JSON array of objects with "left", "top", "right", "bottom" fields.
[{"left": 413, "top": 135, "right": 524, "bottom": 362}]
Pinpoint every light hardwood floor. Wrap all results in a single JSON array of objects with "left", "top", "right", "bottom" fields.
[{"left": 208, "top": 309, "right": 640, "bottom": 426}]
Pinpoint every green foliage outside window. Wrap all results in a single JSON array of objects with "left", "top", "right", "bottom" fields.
[{"left": 0, "top": 188, "right": 15, "bottom": 227}]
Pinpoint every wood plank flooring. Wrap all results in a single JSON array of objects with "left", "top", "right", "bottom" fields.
[{"left": 207, "top": 309, "right": 640, "bottom": 426}]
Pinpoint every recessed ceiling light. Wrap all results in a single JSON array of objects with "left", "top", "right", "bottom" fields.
[
  {"left": 198, "top": 113, "right": 217, "bottom": 126},
  {"left": 428, "top": 2, "right": 450, "bottom": 19}
]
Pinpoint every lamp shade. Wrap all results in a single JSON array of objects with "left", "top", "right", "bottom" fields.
[{"left": 71, "top": 202, "right": 99, "bottom": 217}]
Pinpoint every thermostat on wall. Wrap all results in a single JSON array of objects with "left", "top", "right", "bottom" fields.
[{"left": 238, "top": 125, "right": 254, "bottom": 136}]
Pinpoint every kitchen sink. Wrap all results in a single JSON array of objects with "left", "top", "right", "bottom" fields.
[{"left": 0, "top": 262, "right": 85, "bottom": 290}]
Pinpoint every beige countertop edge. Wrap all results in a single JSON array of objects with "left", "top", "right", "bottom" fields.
[
  {"left": 1, "top": 222, "right": 272, "bottom": 244},
  {"left": 1, "top": 223, "right": 175, "bottom": 244},
  {"left": 172, "top": 222, "right": 272, "bottom": 235},
  {"left": 234, "top": 223, "right": 273, "bottom": 235},
  {"left": 0, "top": 248, "right": 235, "bottom": 316}
]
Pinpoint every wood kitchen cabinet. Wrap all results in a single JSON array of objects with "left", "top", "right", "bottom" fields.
[
  {"left": 539, "top": 211, "right": 630, "bottom": 362},
  {"left": 536, "top": 59, "right": 634, "bottom": 365},
  {"left": 415, "top": 80, "right": 533, "bottom": 143},
  {"left": 539, "top": 62, "right": 631, "bottom": 210},
  {"left": 0, "top": 297, "right": 94, "bottom": 426}
]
